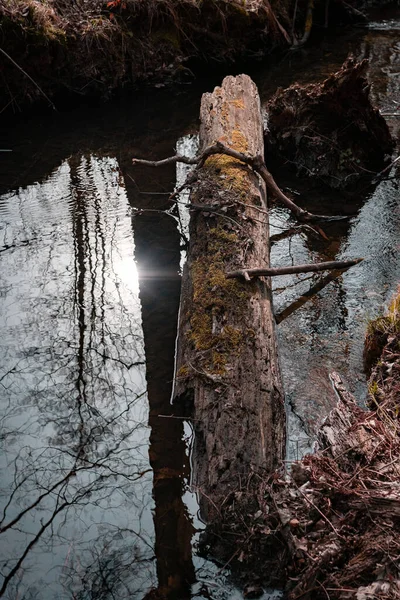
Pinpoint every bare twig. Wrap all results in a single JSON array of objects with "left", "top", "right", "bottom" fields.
[
  {"left": 294, "top": 482, "right": 342, "bottom": 538},
  {"left": 226, "top": 258, "right": 363, "bottom": 280},
  {"left": 187, "top": 202, "right": 244, "bottom": 229},
  {"left": 132, "top": 141, "right": 349, "bottom": 224},
  {"left": 132, "top": 154, "right": 197, "bottom": 167},
  {"left": 373, "top": 155, "right": 400, "bottom": 183},
  {"left": 190, "top": 485, "right": 222, "bottom": 517},
  {"left": 0, "top": 48, "right": 56, "bottom": 110},
  {"left": 275, "top": 270, "right": 341, "bottom": 324},
  {"left": 341, "top": 1, "right": 367, "bottom": 20}
]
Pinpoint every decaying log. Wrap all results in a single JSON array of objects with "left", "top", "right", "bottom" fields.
[{"left": 172, "top": 74, "right": 286, "bottom": 520}]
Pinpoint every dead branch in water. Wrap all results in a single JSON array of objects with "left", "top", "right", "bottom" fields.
[
  {"left": 226, "top": 258, "right": 363, "bottom": 281},
  {"left": 132, "top": 141, "right": 349, "bottom": 224},
  {"left": 275, "top": 270, "right": 342, "bottom": 325}
]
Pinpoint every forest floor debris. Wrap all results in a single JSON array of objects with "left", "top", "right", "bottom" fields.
[
  {"left": 0, "top": 0, "right": 384, "bottom": 111},
  {"left": 203, "top": 289, "right": 400, "bottom": 599}
]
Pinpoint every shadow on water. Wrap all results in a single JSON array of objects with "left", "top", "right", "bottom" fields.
[{"left": 0, "top": 8, "right": 400, "bottom": 598}]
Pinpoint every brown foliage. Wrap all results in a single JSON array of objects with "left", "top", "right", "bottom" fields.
[{"left": 203, "top": 298, "right": 400, "bottom": 599}]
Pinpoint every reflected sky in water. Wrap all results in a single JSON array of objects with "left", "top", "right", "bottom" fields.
[
  {"left": 0, "top": 8, "right": 399, "bottom": 598},
  {"left": 0, "top": 156, "right": 154, "bottom": 599},
  {"left": 0, "top": 152, "right": 277, "bottom": 600},
  {"left": 269, "top": 15, "right": 400, "bottom": 460}
]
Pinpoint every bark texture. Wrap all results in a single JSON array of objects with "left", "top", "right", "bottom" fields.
[
  {"left": 173, "top": 74, "right": 285, "bottom": 520},
  {"left": 202, "top": 290, "right": 400, "bottom": 596}
]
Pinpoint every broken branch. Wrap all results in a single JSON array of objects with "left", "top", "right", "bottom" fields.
[
  {"left": 132, "top": 154, "right": 197, "bottom": 167},
  {"left": 226, "top": 258, "right": 363, "bottom": 280},
  {"left": 132, "top": 141, "right": 349, "bottom": 224},
  {"left": 0, "top": 47, "right": 56, "bottom": 111}
]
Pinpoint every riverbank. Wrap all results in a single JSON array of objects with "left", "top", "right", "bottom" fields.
[
  {"left": 0, "top": 0, "right": 383, "bottom": 113},
  {"left": 201, "top": 289, "right": 400, "bottom": 600}
]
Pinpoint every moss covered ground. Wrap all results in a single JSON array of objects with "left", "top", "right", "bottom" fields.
[{"left": 365, "top": 287, "right": 400, "bottom": 412}]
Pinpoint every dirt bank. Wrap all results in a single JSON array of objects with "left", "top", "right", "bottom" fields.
[
  {"left": 265, "top": 57, "right": 394, "bottom": 191},
  {"left": 0, "top": 0, "right": 289, "bottom": 110},
  {"left": 0, "top": 0, "right": 385, "bottom": 112}
]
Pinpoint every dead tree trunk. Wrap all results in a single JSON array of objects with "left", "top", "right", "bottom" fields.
[{"left": 173, "top": 74, "right": 285, "bottom": 520}]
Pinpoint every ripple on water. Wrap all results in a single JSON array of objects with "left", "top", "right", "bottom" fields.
[{"left": 1, "top": 11, "right": 400, "bottom": 596}]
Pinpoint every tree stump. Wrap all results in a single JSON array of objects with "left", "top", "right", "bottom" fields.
[{"left": 173, "top": 74, "right": 285, "bottom": 520}]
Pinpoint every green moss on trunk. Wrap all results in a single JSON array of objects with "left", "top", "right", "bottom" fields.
[{"left": 187, "top": 225, "right": 252, "bottom": 375}]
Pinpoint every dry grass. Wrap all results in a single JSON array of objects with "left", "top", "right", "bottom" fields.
[{"left": 0, "top": 0, "right": 294, "bottom": 108}]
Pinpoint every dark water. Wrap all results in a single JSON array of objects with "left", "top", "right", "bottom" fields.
[{"left": 0, "top": 9, "right": 399, "bottom": 599}]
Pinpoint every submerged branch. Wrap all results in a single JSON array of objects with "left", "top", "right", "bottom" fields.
[
  {"left": 275, "top": 270, "right": 341, "bottom": 324},
  {"left": 372, "top": 155, "right": 400, "bottom": 183},
  {"left": 0, "top": 48, "right": 56, "bottom": 110}
]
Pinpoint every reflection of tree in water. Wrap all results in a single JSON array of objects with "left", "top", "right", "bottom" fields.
[
  {"left": 62, "top": 527, "right": 155, "bottom": 600},
  {"left": 124, "top": 143, "right": 196, "bottom": 598},
  {"left": 0, "top": 156, "right": 156, "bottom": 598}
]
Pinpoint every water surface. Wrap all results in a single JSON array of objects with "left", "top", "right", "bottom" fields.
[{"left": 0, "top": 10, "right": 399, "bottom": 598}]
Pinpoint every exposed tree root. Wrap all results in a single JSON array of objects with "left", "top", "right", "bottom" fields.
[{"left": 266, "top": 57, "right": 394, "bottom": 191}]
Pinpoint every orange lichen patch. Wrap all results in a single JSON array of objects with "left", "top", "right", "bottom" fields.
[
  {"left": 230, "top": 129, "right": 248, "bottom": 152},
  {"left": 203, "top": 130, "right": 251, "bottom": 195},
  {"left": 218, "top": 99, "right": 246, "bottom": 130},
  {"left": 229, "top": 98, "right": 245, "bottom": 109}
]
